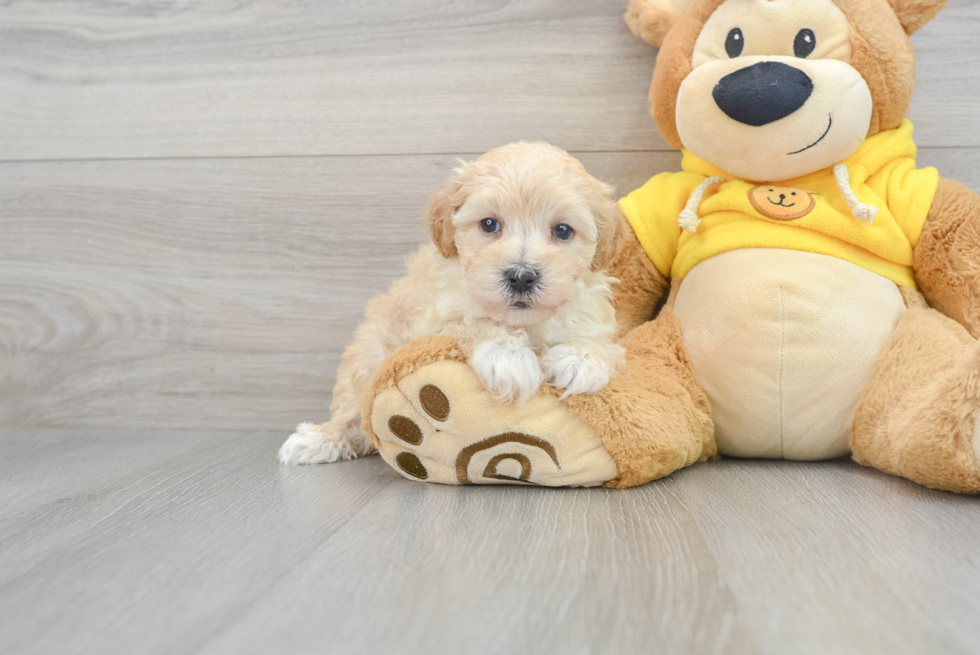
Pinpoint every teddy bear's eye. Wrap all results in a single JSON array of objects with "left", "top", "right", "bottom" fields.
[
  {"left": 725, "top": 28, "right": 745, "bottom": 58},
  {"left": 794, "top": 29, "right": 816, "bottom": 58}
]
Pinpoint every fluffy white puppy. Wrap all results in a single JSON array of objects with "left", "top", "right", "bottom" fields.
[{"left": 280, "top": 142, "right": 627, "bottom": 465}]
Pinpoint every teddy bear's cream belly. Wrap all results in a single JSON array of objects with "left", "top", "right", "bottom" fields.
[{"left": 673, "top": 249, "right": 906, "bottom": 460}]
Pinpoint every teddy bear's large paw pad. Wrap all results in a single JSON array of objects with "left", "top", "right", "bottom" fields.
[{"left": 370, "top": 360, "right": 617, "bottom": 487}]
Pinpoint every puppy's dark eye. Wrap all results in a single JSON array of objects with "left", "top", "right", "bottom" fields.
[
  {"left": 553, "top": 224, "right": 574, "bottom": 240},
  {"left": 480, "top": 218, "right": 500, "bottom": 234},
  {"left": 725, "top": 28, "right": 744, "bottom": 58},
  {"left": 794, "top": 29, "right": 816, "bottom": 58}
]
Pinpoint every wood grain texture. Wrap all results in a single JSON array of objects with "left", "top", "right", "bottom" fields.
[
  {"left": 0, "top": 151, "right": 683, "bottom": 430},
  {"left": 0, "top": 0, "right": 977, "bottom": 161},
  {"left": 1, "top": 428, "right": 978, "bottom": 655},
  {"left": 0, "top": 0, "right": 663, "bottom": 160},
  {"left": 2, "top": 149, "right": 978, "bottom": 430}
]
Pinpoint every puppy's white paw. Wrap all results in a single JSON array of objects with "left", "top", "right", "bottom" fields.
[
  {"left": 279, "top": 422, "right": 369, "bottom": 465},
  {"left": 470, "top": 341, "right": 543, "bottom": 404},
  {"left": 542, "top": 345, "right": 620, "bottom": 398}
]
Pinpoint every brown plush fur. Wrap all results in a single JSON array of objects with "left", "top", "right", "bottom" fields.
[
  {"left": 606, "top": 221, "right": 669, "bottom": 338},
  {"left": 852, "top": 298, "right": 980, "bottom": 493},
  {"left": 625, "top": 0, "right": 687, "bottom": 47},
  {"left": 837, "top": 0, "right": 918, "bottom": 137},
  {"left": 645, "top": 0, "right": 922, "bottom": 147},
  {"left": 648, "top": 0, "right": 724, "bottom": 148},
  {"left": 887, "top": 0, "right": 949, "bottom": 34},
  {"left": 564, "top": 307, "right": 717, "bottom": 488},
  {"left": 914, "top": 178, "right": 980, "bottom": 339}
]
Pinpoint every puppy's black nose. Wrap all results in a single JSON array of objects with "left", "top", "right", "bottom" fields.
[
  {"left": 504, "top": 266, "right": 539, "bottom": 294},
  {"left": 713, "top": 61, "right": 813, "bottom": 127}
]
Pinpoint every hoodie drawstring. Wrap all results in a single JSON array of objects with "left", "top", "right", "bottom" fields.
[
  {"left": 833, "top": 164, "right": 878, "bottom": 225},
  {"left": 679, "top": 166, "right": 877, "bottom": 233},
  {"left": 678, "top": 176, "right": 725, "bottom": 233}
]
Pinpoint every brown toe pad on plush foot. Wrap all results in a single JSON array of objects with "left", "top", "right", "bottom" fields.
[{"left": 369, "top": 360, "right": 617, "bottom": 487}]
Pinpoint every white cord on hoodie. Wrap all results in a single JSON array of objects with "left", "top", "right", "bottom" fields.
[
  {"left": 680, "top": 167, "right": 875, "bottom": 233},
  {"left": 833, "top": 164, "right": 878, "bottom": 225},
  {"left": 678, "top": 176, "right": 725, "bottom": 233}
]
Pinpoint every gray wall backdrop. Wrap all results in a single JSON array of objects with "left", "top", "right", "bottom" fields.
[{"left": 2, "top": 0, "right": 978, "bottom": 431}]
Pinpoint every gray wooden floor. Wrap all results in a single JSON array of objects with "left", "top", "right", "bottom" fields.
[
  {"left": 2, "top": 0, "right": 980, "bottom": 653},
  {"left": 2, "top": 429, "right": 979, "bottom": 655}
]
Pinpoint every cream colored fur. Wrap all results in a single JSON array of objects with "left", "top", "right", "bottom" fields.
[
  {"left": 280, "top": 143, "right": 625, "bottom": 465},
  {"left": 674, "top": 249, "right": 905, "bottom": 459},
  {"left": 677, "top": 0, "right": 872, "bottom": 182}
]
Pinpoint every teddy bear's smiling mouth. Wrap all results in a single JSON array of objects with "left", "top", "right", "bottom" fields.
[
  {"left": 767, "top": 197, "right": 796, "bottom": 208},
  {"left": 787, "top": 114, "right": 833, "bottom": 155}
]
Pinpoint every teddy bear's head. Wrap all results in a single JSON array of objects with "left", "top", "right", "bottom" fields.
[{"left": 626, "top": 0, "right": 948, "bottom": 182}]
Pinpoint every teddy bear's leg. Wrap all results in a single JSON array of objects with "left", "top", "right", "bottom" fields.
[
  {"left": 363, "top": 307, "right": 716, "bottom": 488},
  {"left": 851, "top": 291, "right": 980, "bottom": 493}
]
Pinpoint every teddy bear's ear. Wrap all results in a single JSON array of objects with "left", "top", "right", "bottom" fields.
[
  {"left": 624, "top": 0, "right": 696, "bottom": 47},
  {"left": 886, "top": 0, "right": 949, "bottom": 35}
]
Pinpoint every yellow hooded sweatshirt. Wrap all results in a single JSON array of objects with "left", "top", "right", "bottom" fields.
[{"left": 618, "top": 120, "right": 938, "bottom": 289}]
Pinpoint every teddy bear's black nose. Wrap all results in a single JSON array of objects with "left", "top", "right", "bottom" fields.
[{"left": 713, "top": 61, "right": 814, "bottom": 127}]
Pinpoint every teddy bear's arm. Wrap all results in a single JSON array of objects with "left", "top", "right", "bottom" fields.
[
  {"left": 913, "top": 178, "right": 980, "bottom": 338},
  {"left": 607, "top": 222, "right": 669, "bottom": 339}
]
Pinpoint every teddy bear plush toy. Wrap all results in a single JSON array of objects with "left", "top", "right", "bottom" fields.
[{"left": 361, "top": 0, "right": 980, "bottom": 493}]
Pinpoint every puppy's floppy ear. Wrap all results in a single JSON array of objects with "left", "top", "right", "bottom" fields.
[
  {"left": 624, "top": 0, "right": 695, "bottom": 47},
  {"left": 591, "top": 185, "right": 628, "bottom": 272},
  {"left": 886, "top": 0, "right": 948, "bottom": 34},
  {"left": 427, "top": 177, "right": 462, "bottom": 258}
]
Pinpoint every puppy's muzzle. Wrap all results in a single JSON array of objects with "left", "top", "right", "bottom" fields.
[{"left": 503, "top": 265, "right": 540, "bottom": 296}]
